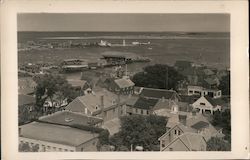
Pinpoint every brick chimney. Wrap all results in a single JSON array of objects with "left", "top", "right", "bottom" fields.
[{"left": 178, "top": 114, "right": 187, "bottom": 126}]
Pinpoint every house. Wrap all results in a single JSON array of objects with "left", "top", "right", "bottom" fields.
[
  {"left": 153, "top": 100, "right": 192, "bottom": 114},
  {"left": 39, "top": 110, "right": 103, "bottom": 127},
  {"left": 19, "top": 121, "right": 99, "bottom": 152},
  {"left": 65, "top": 89, "right": 125, "bottom": 122},
  {"left": 107, "top": 77, "right": 135, "bottom": 95},
  {"left": 18, "top": 77, "right": 37, "bottom": 95},
  {"left": 160, "top": 133, "right": 207, "bottom": 151},
  {"left": 139, "top": 87, "right": 181, "bottom": 102},
  {"left": 187, "top": 85, "right": 222, "bottom": 99},
  {"left": 126, "top": 97, "right": 158, "bottom": 115},
  {"left": 67, "top": 79, "right": 92, "bottom": 95},
  {"left": 192, "top": 95, "right": 223, "bottom": 114},
  {"left": 158, "top": 113, "right": 224, "bottom": 151}
]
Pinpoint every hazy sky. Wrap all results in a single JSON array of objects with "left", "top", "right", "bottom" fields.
[{"left": 18, "top": 13, "right": 230, "bottom": 32}]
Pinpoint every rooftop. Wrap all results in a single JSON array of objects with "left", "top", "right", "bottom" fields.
[
  {"left": 177, "top": 133, "right": 206, "bottom": 151},
  {"left": 65, "top": 89, "right": 118, "bottom": 114},
  {"left": 18, "top": 94, "right": 36, "bottom": 106},
  {"left": 140, "top": 87, "right": 180, "bottom": 100},
  {"left": 19, "top": 122, "right": 99, "bottom": 147},
  {"left": 39, "top": 110, "right": 103, "bottom": 126},
  {"left": 133, "top": 97, "right": 159, "bottom": 110},
  {"left": 191, "top": 121, "right": 209, "bottom": 130},
  {"left": 114, "top": 78, "right": 135, "bottom": 88},
  {"left": 67, "top": 79, "right": 88, "bottom": 88}
]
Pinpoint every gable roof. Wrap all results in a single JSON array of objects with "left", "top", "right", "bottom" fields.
[
  {"left": 162, "top": 114, "right": 222, "bottom": 141},
  {"left": 19, "top": 122, "right": 99, "bottom": 147},
  {"left": 133, "top": 97, "right": 158, "bottom": 110},
  {"left": 125, "top": 96, "right": 139, "bottom": 106},
  {"left": 65, "top": 89, "right": 118, "bottom": 114},
  {"left": 18, "top": 94, "right": 36, "bottom": 106},
  {"left": 178, "top": 133, "right": 206, "bottom": 151},
  {"left": 39, "top": 110, "right": 103, "bottom": 126},
  {"left": 191, "top": 121, "right": 209, "bottom": 130},
  {"left": 114, "top": 78, "right": 135, "bottom": 88},
  {"left": 204, "top": 95, "right": 217, "bottom": 107},
  {"left": 140, "top": 87, "right": 180, "bottom": 100},
  {"left": 179, "top": 95, "right": 200, "bottom": 104}
]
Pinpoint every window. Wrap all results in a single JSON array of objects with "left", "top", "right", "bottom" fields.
[
  {"left": 200, "top": 103, "right": 206, "bottom": 106},
  {"left": 81, "top": 148, "right": 84, "bottom": 151},
  {"left": 135, "top": 109, "right": 138, "bottom": 113},
  {"left": 59, "top": 148, "right": 62, "bottom": 151},
  {"left": 65, "top": 149, "right": 68, "bottom": 152},
  {"left": 47, "top": 146, "right": 51, "bottom": 149},
  {"left": 169, "top": 148, "right": 173, "bottom": 151},
  {"left": 147, "top": 110, "right": 149, "bottom": 115},
  {"left": 70, "top": 150, "right": 74, "bottom": 152},
  {"left": 174, "top": 130, "right": 177, "bottom": 135},
  {"left": 104, "top": 111, "right": 107, "bottom": 117},
  {"left": 141, "top": 110, "right": 143, "bottom": 114},
  {"left": 178, "top": 130, "right": 181, "bottom": 135}
]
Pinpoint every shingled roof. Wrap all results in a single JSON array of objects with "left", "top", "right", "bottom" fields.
[
  {"left": 133, "top": 97, "right": 159, "bottom": 110},
  {"left": 114, "top": 78, "right": 135, "bottom": 88},
  {"left": 140, "top": 87, "right": 181, "bottom": 100}
]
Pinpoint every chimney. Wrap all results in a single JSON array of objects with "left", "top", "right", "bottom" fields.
[
  {"left": 178, "top": 114, "right": 187, "bottom": 126},
  {"left": 100, "top": 95, "right": 104, "bottom": 110}
]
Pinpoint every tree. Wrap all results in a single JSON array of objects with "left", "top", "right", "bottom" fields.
[
  {"left": 207, "top": 137, "right": 231, "bottom": 151},
  {"left": 212, "top": 110, "right": 231, "bottom": 142},
  {"left": 218, "top": 73, "right": 230, "bottom": 96},
  {"left": 33, "top": 74, "right": 78, "bottom": 113},
  {"left": 132, "top": 64, "right": 185, "bottom": 90},
  {"left": 109, "top": 115, "right": 167, "bottom": 151}
]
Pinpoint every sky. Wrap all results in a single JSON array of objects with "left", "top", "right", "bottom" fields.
[{"left": 17, "top": 13, "right": 230, "bottom": 32}]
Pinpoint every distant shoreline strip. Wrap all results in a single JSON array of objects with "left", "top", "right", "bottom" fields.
[{"left": 39, "top": 36, "right": 229, "bottom": 40}]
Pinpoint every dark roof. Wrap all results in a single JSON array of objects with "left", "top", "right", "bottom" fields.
[
  {"left": 18, "top": 94, "right": 36, "bottom": 106},
  {"left": 191, "top": 121, "right": 209, "bottom": 130},
  {"left": 140, "top": 88, "right": 180, "bottom": 100},
  {"left": 204, "top": 95, "right": 224, "bottom": 107},
  {"left": 39, "top": 111, "right": 103, "bottom": 126},
  {"left": 213, "top": 98, "right": 226, "bottom": 106},
  {"left": 133, "top": 97, "right": 158, "bottom": 110},
  {"left": 204, "top": 95, "right": 217, "bottom": 106},
  {"left": 179, "top": 95, "right": 200, "bottom": 104}
]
